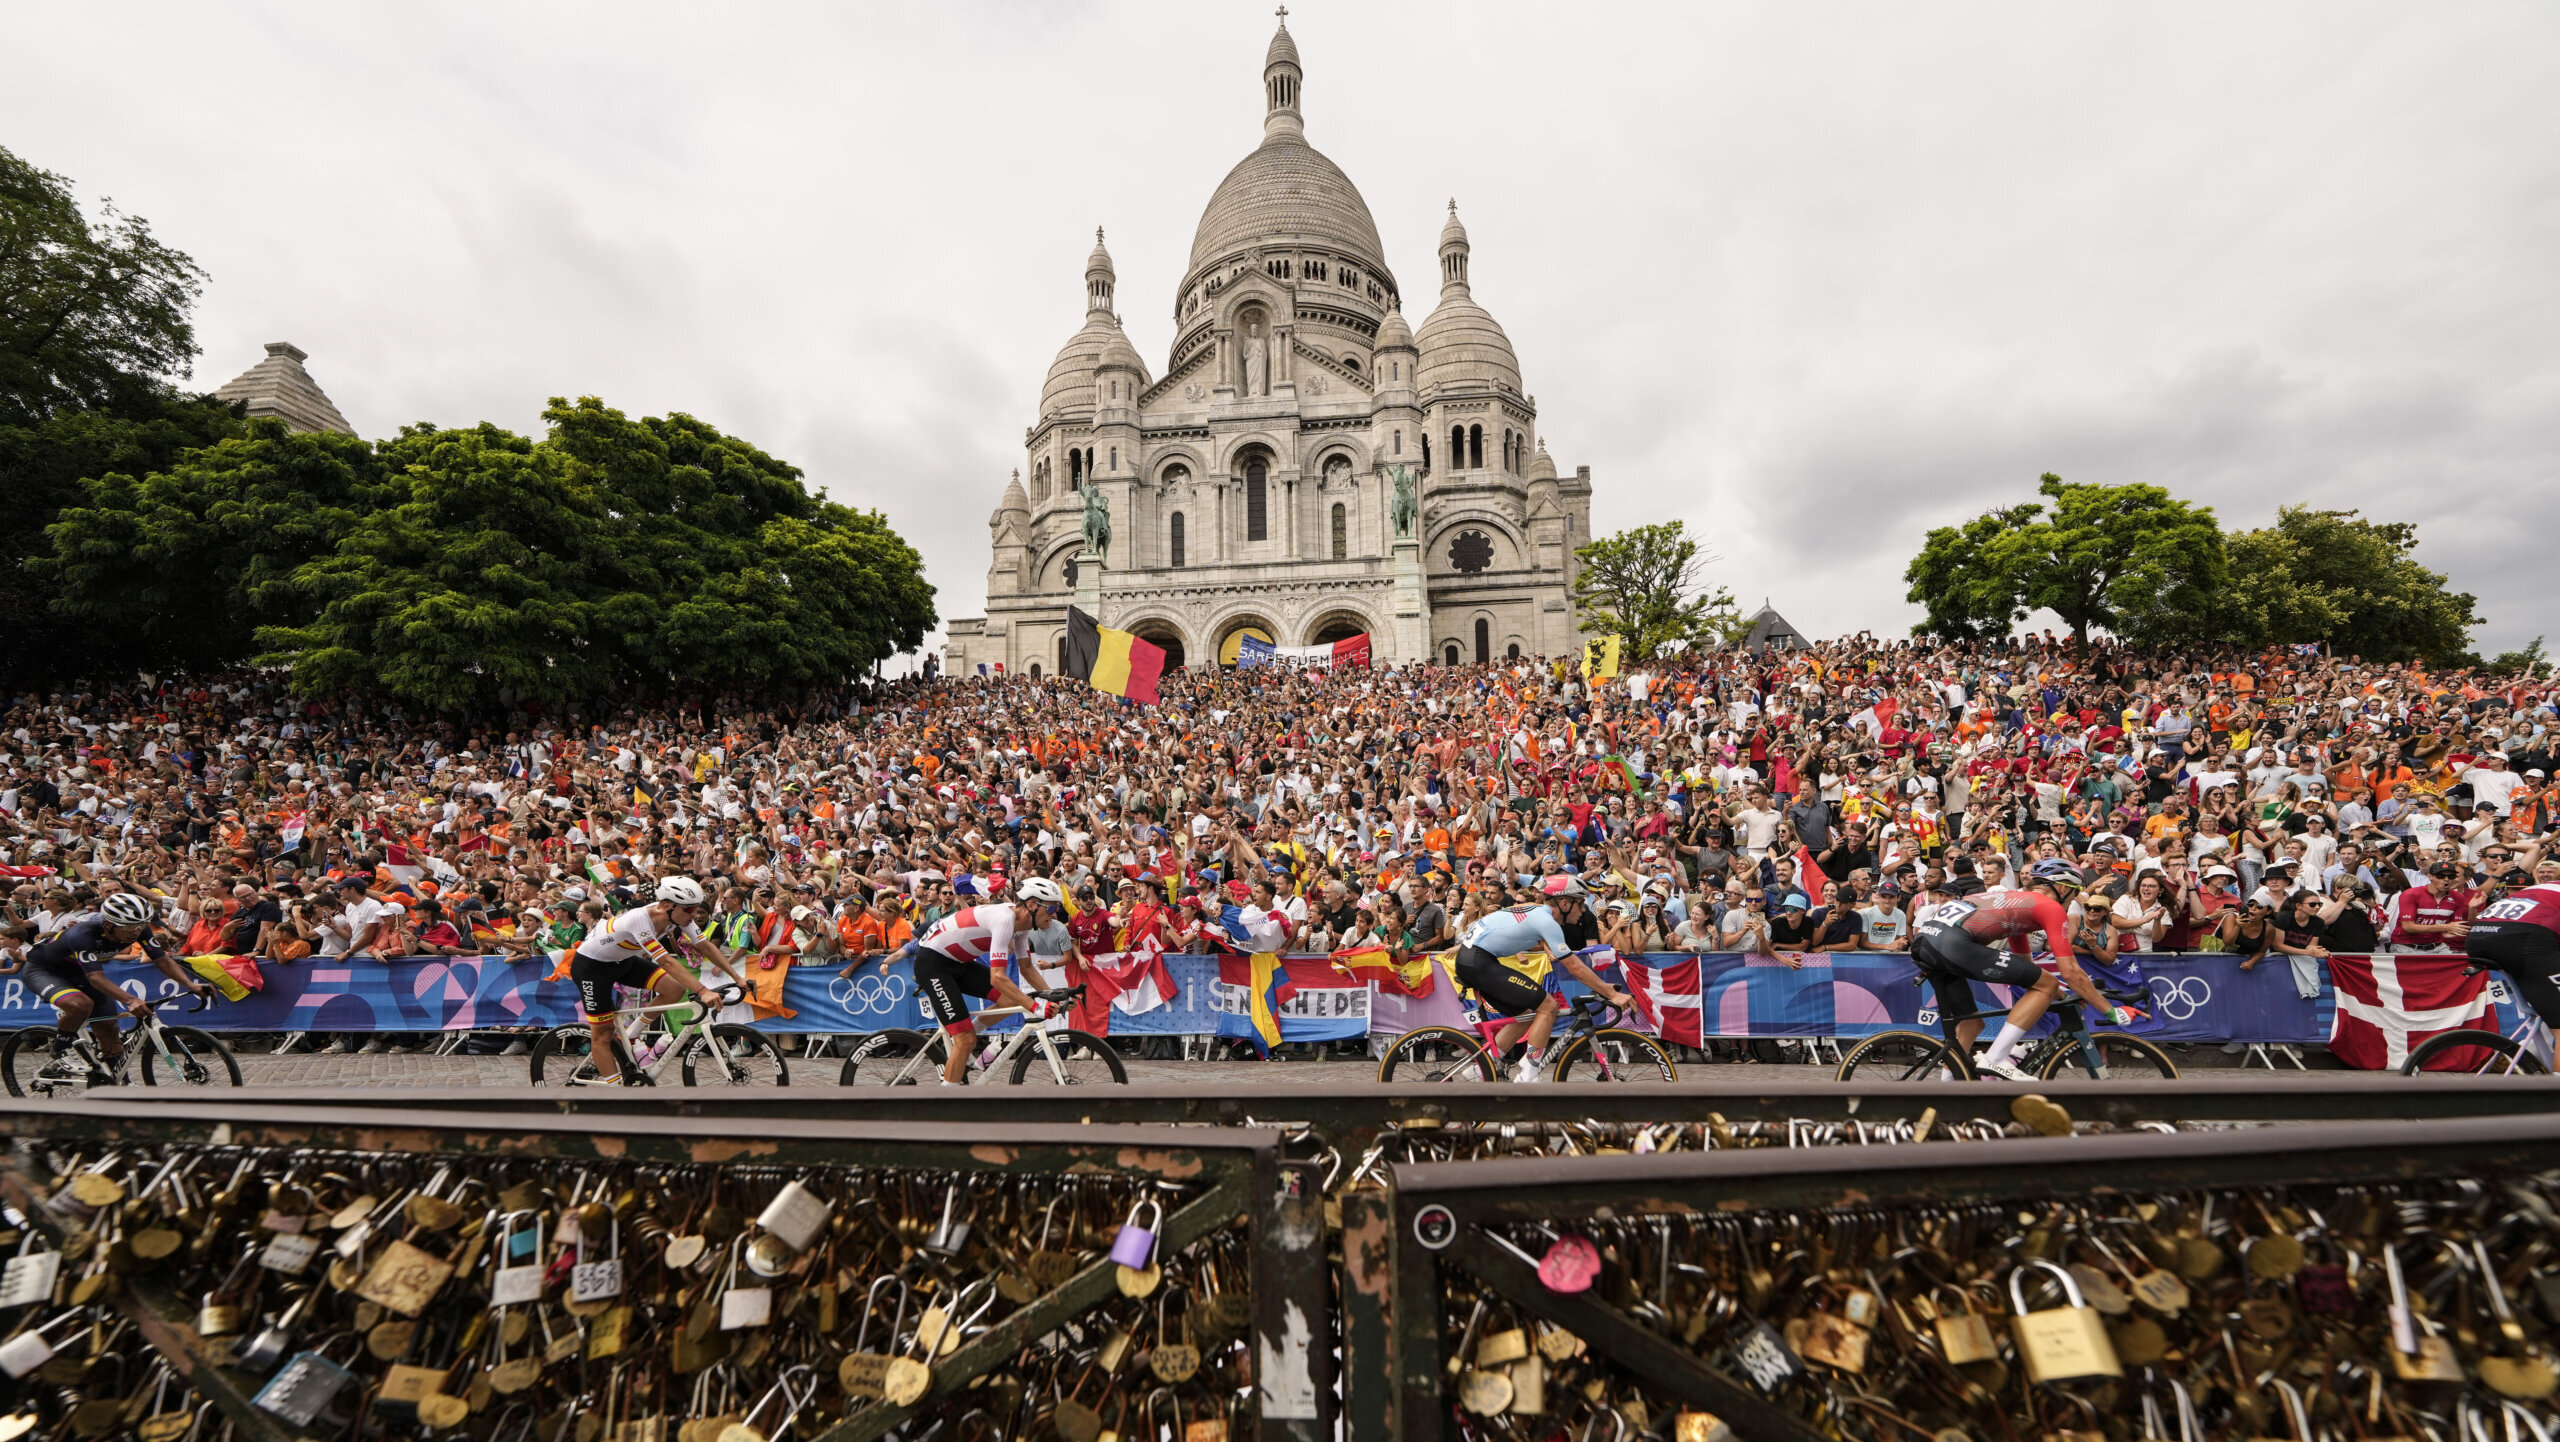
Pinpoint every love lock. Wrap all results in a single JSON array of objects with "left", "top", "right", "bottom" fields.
[
  {"left": 924, "top": 1181, "right": 973, "bottom": 1258},
  {"left": 1107, "top": 1199, "right": 1160, "bottom": 1270}
]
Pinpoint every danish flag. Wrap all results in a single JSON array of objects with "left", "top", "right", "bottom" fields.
[
  {"left": 1620, "top": 952, "right": 1704, "bottom": 1048},
  {"left": 2327, "top": 953, "right": 2495, "bottom": 1071}
]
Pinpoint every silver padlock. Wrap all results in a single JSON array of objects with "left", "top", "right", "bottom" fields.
[
  {"left": 923, "top": 1181, "right": 974, "bottom": 1257},
  {"left": 570, "top": 1206, "right": 623, "bottom": 1304},
  {"left": 0, "top": 1233, "right": 62, "bottom": 1309},
  {"left": 0, "top": 1308, "right": 84, "bottom": 1378},
  {"left": 489, "top": 1210, "right": 545, "bottom": 1309},
  {"left": 252, "top": 1341, "right": 360, "bottom": 1428},
  {"left": 755, "top": 1179, "right": 832, "bottom": 1255}
]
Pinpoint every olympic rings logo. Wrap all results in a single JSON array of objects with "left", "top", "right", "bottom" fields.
[
  {"left": 2149, "top": 976, "right": 2212, "bottom": 1022},
  {"left": 829, "top": 974, "right": 911, "bottom": 1015}
]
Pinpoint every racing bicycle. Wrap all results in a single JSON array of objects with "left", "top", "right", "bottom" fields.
[
  {"left": 526, "top": 983, "right": 788, "bottom": 1086},
  {"left": 2396, "top": 964, "right": 2551, "bottom": 1076},
  {"left": 1, "top": 993, "right": 240, "bottom": 1096},
  {"left": 837, "top": 986, "right": 1126, "bottom": 1086},
  {"left": 1833, "top": 971, "right": 2179, "bottom": 1082},
  {"left": 1375, "top": 992, "right": 1678, "bottom": 1083}
]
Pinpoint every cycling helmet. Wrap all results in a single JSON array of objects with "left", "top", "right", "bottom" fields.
[
  {"left": 1541, "top": 875, "right": 1589, "bottom": 900},
  {"left": 2028, "top": 860, "right": 2088, "bottom": 891},
  {"left": 654, "top": 876, "right": 707, "bottom": 907},
  {"left": 1015, "top": 877, "right": 1065, "bottom": 906},
  {"left": 100, "top": 893, "right": 154, "bottom": 928}
]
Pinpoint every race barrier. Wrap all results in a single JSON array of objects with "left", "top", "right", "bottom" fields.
[{"left": 0, "top": 950, "right": 2530, "bottom": 1061}]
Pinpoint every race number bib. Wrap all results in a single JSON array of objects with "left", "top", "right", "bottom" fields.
[
  {"left": 2483, "top": 898, "right": 2538, "bottom": 922},
  {"left": 1924, "top": 900, "right": 1978, "bottom": 926}
]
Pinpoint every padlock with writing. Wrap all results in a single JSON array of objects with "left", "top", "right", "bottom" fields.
[
  {"left": 0, "top": 1232, "right": 60, "bottom": 1310},
  {"left": 2009, "top": 1259, "right": 2121, "bottom": 1383},
  {"left": 0, "top": 1308, "right": 85, "bottom": 1379},
  {"left": 250, "top": 1337, "right": 362, "bottom": 1430},
  {"left": 571, "top": 1206, "right": 624, "bottom": 1306},
  {"left": 836, "top": 1276, "right": 909, "bottom": 1400},
  {"left": 1927, "top": 1285, "right": 1999, "bottom": 1366}
]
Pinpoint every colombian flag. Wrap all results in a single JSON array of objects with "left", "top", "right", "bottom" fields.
[{"left": 1063, "top": 606, "right": 1167, "bottom": 704}]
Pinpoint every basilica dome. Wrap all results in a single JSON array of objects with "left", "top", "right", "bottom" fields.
[{"left": 1182, "top": 16, "right": 1392, "bottom": 301}]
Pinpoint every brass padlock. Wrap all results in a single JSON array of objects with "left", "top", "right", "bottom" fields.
[
  {"left": 1929, "top": 1286, "right": 1999, "bottom": 1366},
  {"left": 2008, "top": 1259, "right": 2120, "bottom": 1383}
]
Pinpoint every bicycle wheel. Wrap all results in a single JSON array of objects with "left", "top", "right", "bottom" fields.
[
  {"left": 2035, "top": 1032, "right": 2181, "bottom": 1081},
  {"left": 1376, "top": 1026, "right": 1496, "bottom": 1083},
  {"left": 838, "top": 1029, "right": 938, "bottom": 1086},
  {"left": 139, "top": 1027, "right": 241, "bottom": 1088},
  {"left": 528, "top": 1025, "right": 609, "bottom": 1086},
  {"left": 1552, "top": 1029, "right": 1678, "bottom": 1083},
  {"left": 682, "top": 1024, "right": 790, "bottom": 1086},
  {"left": 0, "top": 1027, "right": 75, "bottom": 1099},
  {"left": 2400, "top": 1028, "right": 2548, "bottom": 1077},
  {"left": 1833, "top": 1029, "right": 1976, "bottom": 1082},
  {"left": 1008, "top": 1028, "right": 1128, "bottom": 1085}
]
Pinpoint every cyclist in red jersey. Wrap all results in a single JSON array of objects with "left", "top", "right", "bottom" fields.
[
  {"left": 1909, "top": 859, "right": 2141, "bottom": 1077},
  {"left": 2463, "top": 873, "right": 2560, "bottom": 1028}
]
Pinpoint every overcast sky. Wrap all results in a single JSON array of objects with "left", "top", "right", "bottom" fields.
[{"left": 10, "top": 2, "right": 2555, "bottom": 657}]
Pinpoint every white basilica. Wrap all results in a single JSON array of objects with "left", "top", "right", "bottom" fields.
[{"left": 943, "top": 15, "right": 1594, "bottom": 677}]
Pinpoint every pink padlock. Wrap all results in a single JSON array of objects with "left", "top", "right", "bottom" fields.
[
  {"left": 1106, "top": 1200, "right": 1162, "bottom": 1270},
  {"left": 1538, "top": 1234, "right": 1602, "bottom": 1293}
]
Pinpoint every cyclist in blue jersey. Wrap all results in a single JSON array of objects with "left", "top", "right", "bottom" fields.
[
  {"left": 1455, "top": 880, "right": 1633, "bottom": 1083},
  {"left": 13, "top": 893, "right": 207, "bottom": 1081}
]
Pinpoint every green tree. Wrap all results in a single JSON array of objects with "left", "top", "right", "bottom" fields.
[
  {"left": 1570, "top": 520, "right": 1740, "bottom": 658},
  {"left": 1904, "top": 474, "right": 2224, "bottom": 644},
  {"left": 0, "top": 144, "right": 239, "bottom": 680},
  {"left": 39, "top": 421, "right": 385, "bottom": 669},
  {"left": 0, "top": 145, "right": 206, "bottom": 426},
  {"left": 2213, "top": 506, "right": 2478, "bottom": 663},
  {"left": 1903, "top": 505, "right": 2040, "bottom": 640},
  {"left": 253, "top": 399, "right": 936, "bottom": 708}
]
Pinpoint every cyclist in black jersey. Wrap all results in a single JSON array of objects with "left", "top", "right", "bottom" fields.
[{"left": 9, "top": 893, "right": 208, "bottom": 1079}]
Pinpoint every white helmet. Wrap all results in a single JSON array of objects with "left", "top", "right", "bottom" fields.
[
  {"left": 655, "top": 876, "right": 707, "bottom": 907},
  {"left": 101, "top": 893, "right": 155, "bottom": 928},
  {"left": 1015, "top": 878, "right": 1064, "bottom": 906}
]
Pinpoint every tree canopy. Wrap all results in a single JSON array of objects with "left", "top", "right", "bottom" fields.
[
  {"left": 1906, "top": 477, "right": 2480, "bottom": 662},
  {"left": 244, "top": 399, "right": 937, "bottom": 709},
  {"left": 1570, "top": 520, "right": 1742, "bottom": 658}
]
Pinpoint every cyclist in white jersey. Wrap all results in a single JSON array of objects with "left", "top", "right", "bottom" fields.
[
  {"left": 906, "top": 879, "right": 1064, "bottom": 1085},
  {"left": 569, "top": 876, "right": 737, "bottom": 1082}
]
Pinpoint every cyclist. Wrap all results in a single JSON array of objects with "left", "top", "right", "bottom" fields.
[
  {"left": 1453, "top": 878, "right": 1634, "bottom": 1084},
  {"left": 2463, "top": 875, "right": 2560, "bottom": 1031},
  {"left": 905, "top": 877, "right": 1064, "bottom": 1085},
  {"left": 1910, "top": 859, "right": 2141, "bottom": 1079},
  {"left": 19, "top": 892, "right": 210, "bottom": 1082},
  {"left": 570, "top": 876, "right": 738, "bottom": 1084}
]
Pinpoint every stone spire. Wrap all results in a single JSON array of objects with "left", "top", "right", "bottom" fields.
[
  {"left": 1085, "top": 228, "right": 1115, "bottom": 316},
  {"left": 1263, "top": 8, "right": 1304, "bottom": 140},
  {"left": 1438, "top": 201, "right": 1471, "bottom": 295},
  {"left": 212, "top": 342, "right": 352, "bottom": 434}
]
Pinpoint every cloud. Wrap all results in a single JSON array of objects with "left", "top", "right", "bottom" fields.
[{"left": 7, "top": 0, "right": 2553, "bottom": 655}]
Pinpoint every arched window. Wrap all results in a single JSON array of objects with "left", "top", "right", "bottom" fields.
[
  {"left": 1444, "top": 644, "right": 1460, "bottom": 666},
  {"left": 1474, "top": 618, "right": 1490, "bottom": 665},
  {"left": 1068, "top": 449, "right": 1082, "bottom": 491},
  {"left": 1170, "top": 513, "right": 1186, "bottom": 569},
  {"left": 1450, "top": 427, "right": 1464, "bottom": 468},
  {"left": 1392, "top": 429, "right": 1402, "bottom": 455},
  {"left": 1330, "top": 504, "right": 1347, "bottom": 560},
  {"left": 1246, "top": 460, "right": 1268, "bottom": 541},
  {"left": 1109, "top": 447, "right": 1117, "bottom": 470},
  {"left": 1029, "top": 662, "right": 1042, "bottom": 678},
  {"left": 1507, "top": 643, "right": 1521, "bottom": 660},
  {"left": 1059, "top": 637, "right": 1069, "bottom": 675},
  {"left": 1469, "top": 425, "right": 1484, "bottom": 470}
]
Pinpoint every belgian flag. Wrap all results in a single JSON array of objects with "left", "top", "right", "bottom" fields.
[{"left": 1063, "top": 606, "right": 1166, "bottom": 704}]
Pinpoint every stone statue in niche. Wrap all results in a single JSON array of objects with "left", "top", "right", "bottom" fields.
[
  {"left": 1242, "top": 321, "right": 1267, "bottom": 396},
  {"left": 1081, "top": 483, "right": 1112, "bottom": 565},
  {"left": 1389, "top": 463, "right": 1417, "bottom": 540}
]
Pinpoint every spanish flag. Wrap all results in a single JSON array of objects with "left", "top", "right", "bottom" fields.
[
  {"left": 1582, "top": 634, "right": 1622, "bottom": 680},
  {"left": 1063, "top": 606, "right": 1166, "bottom": 704},
  {"left": 1333, "top": 945, "right": 1438, "bottom": 1000}
]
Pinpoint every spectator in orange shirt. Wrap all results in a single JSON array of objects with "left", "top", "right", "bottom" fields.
[{"left": 836, "top": 897, "right": 913, "bottom": 980}]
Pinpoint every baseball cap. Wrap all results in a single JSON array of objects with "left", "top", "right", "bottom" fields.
[{"left": 2429, "top": 862, "right": 2461, "bottom": 878}]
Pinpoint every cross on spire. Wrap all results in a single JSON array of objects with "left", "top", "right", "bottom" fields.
[{"left": 1275, "top": 5, "right": 1287, "bottom": 20}]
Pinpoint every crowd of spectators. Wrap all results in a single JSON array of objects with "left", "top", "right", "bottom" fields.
[{"left": 3, "top": 633, "right": 2553, "bottom": 1053}]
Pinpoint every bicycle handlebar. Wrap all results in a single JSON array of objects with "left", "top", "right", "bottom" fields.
[{"left": 182, "top": 992, "right": 214, "bottom": 1014}]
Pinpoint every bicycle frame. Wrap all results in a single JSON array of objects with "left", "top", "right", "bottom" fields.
[
  {"left": 874, "top": 1007, "right": 1080, "bottom": 1085},
  {"left": 47, "top": 999, "right": 211, "bottom": 1086},
  {"left": 575, "top": 987, "right": 740, "bottom": 1086}
]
